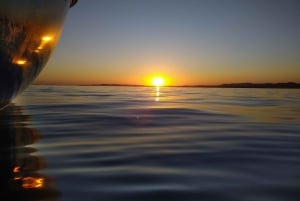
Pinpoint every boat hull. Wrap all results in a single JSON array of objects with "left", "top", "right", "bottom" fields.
[{"left": 0, "top": 0, "right": 76, "bottom": 109}]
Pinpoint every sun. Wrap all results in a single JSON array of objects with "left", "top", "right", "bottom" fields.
[
  {"left": 144, "top": 74, "right": 170, "bottom": 86},
  {"left": 152, "top": 77, "right": 165, "bottom": 87}
]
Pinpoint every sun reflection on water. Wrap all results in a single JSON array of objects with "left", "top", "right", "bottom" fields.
[{"left": 155, "top": 86, "right": 160, "bottom": 102}]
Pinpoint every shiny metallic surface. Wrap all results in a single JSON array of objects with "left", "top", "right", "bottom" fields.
[{"left": 0, "top": 0, "right": 76, "bottom": 110}]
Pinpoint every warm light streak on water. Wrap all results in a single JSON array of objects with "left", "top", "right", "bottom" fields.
[{"left": 22, "top": 177, "right": 44, "bottom": 189}]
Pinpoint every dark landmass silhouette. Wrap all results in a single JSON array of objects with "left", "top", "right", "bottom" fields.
[
  {"left": 90, "top": 83, "right": 142, "bottom": 87},
  {"left": 79, "top": 82, "right": 300, "bottom": 89},
  {"left": 217, "top": 82, "right": 300, "bottom": 89},
  {"left": 182, "top": 82, "right": 300, "bottom": 89}
]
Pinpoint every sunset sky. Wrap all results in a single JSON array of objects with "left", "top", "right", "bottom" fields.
[{"left": 34, "top": 0, "right": 300, "bottom": 86}]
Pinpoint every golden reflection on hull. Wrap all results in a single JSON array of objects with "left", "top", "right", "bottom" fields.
[
  {"left": 0, "top": 0, "right": 77, "bottom": 109},
  {"left": 0, "top": 104, "right": 60, "bottom": 200}
]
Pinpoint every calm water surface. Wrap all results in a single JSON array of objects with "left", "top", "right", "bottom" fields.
[{"left": 1, "top": 86, "right": 300, "bottom": 201}]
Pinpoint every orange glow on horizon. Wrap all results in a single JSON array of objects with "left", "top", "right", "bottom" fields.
[{"left": 143, "top": 74, "right": 171, "bottom": 86}]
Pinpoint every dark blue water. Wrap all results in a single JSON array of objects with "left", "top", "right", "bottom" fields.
[{"left": 1, "top": 86, "right": 300, "bottom": 201}]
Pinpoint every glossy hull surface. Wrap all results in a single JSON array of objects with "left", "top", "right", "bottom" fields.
[{"left": 0, "top": 0, "right": 76, "bottom": 109}]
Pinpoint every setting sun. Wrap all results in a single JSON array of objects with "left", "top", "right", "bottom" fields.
[{"left": 152, "top": 77, "right": 165, "bottom": 87}]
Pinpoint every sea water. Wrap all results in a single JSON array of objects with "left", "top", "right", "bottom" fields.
[{"left": 1, "top": 85, "right": 300, "bottom": 201}]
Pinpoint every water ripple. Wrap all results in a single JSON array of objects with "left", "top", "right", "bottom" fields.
[{"left": 7, "top": 86, "right": 300, "bottom": 201}]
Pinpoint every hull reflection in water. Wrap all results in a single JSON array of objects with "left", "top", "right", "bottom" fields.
[
  {"left": 0, "top": 105, "right": 60, "bottom": 201},
  {"left": 0, "top": 0, "right": 77, "bottom": 109}
]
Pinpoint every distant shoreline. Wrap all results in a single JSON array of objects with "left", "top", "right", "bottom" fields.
[
  {"left": 34, "top": 82, "right": 300, "bottom": 89},
  {"left": 181, "top": 82, "right": 300, "bottom": 89}
]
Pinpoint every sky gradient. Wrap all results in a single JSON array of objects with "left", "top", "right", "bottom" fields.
[{"left": 34, "top": 0, "right": 300, "bottom": 86}]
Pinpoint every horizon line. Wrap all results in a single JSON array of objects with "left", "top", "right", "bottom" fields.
[{"left": 33, "top": 82, "right": 300, "bottom": 89}]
